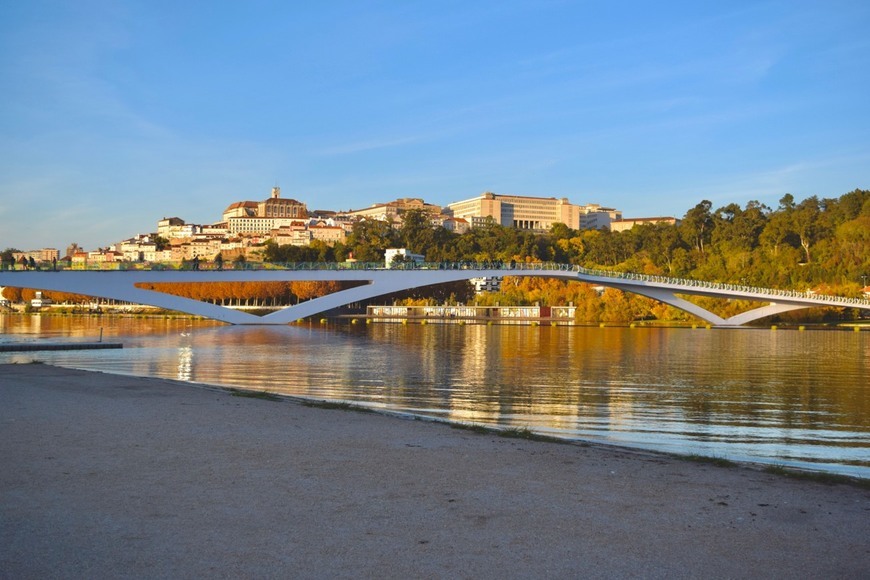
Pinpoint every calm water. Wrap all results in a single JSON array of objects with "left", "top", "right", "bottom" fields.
[{"left": 2, "top": 314, "right": 868, "bottom": 477}]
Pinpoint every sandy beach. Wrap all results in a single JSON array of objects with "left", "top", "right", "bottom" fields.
[{"left": 1, "top": 363, "right": 868, "bottom": 578}]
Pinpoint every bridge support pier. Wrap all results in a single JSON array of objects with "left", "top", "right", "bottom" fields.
[{"left": 608, "top": 284, "right": 813, "bottom": 327}]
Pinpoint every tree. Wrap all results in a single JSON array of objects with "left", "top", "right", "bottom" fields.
[
  {"left": 549, "top": 222, "right": 574, "bottom": 241},
  {"left": 681, "top": 200, "right": 713, "bottom": 256},
  {"left": 153, "top": 236, "right": 169, "bottom": 251},
  {"left": 778, "top": 193, "right": 796, "bottom": 212},
  {"left": 554, "top": 234, "right": 586, "bottom": 264},
  {"left": 309, "top": 239, "right": 336, "bottom": 262},
  {"left": 820, "top": 189, "right": 868, "bottom": 224},
  {"left": 712, "top": 201, "right": 768, "bottom": 253},
  {"left": 759, "top": 211, "right": 795, "bottom": 258},
  {"left": 1, "top": 286, "right": 22, "bottom": 302},
  {"left": 1, "top": 248, "right": 20, "bottom": 270},
  {"left": 647, "top": 222, "right": 687, "bottom": 274},
  {"left": 398, "top": 209, "right": 436, "bottom": 255},
  {"left": 346, "top": 219, "right": 398, "bottom": 262},
  {"left": 792, "top": 196, "right": 822, "bottom": 263}
]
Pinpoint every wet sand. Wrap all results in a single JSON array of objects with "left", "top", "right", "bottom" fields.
[{"left": 1, "top": 363, "right": 868, "bottom": 578}]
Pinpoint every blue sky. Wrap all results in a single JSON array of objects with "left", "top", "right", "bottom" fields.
[{"left": 1, "top": 0, "right": 868, "bottom": 251}]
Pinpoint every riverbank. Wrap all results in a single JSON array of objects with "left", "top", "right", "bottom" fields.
[
  {"left": 2, "top": 363, "right": 868, "bottom": 578},
  {"left": 4, "top": 307, "right": 867, "bottom": 330}
]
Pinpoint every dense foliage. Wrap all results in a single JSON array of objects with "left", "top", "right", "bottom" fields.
[{"left": 133, "top": 281, "right": 362, "bottom": 307}]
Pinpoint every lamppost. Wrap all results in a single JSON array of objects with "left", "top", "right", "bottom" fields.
[{"left": 862, "top": 274, "right": 867, "bottom": 289}]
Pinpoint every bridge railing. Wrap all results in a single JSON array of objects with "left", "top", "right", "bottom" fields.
[
  {"left": 561, "top": 265, "right": 870, "bottom": 307},
  {"left": 484, "top": 262, "right": 869, "bottom": 306},
  {"left": 3, "top": 260, "right": 868, "bottom": 307}
]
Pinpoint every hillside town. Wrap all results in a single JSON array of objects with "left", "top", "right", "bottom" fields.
[{"left": 5, "top": 189, "right": 677, "bottom": 268}]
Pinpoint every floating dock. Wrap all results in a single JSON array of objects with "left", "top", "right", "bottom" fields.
[{"left": 0, "top": 342, "right": 123, "bottom": 352}]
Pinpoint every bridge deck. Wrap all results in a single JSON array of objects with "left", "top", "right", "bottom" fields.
[{"left": 1, "top": 263, "right": 868, "bottom": 326}]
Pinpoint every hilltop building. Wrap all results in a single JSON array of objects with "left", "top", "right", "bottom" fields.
[
  {"left": 446, "top": 192, "right": 617, "bottom": 231},
  {"left": 52, "top": 185, "right": 629, "bottom": 268},
  {"left": 610, "top": 216, "right": 679, "bottom": 232},
  {"left": 258, "top": 186, "right": 307, "bottom": 219},
  {"left": 341, "top": 198, "right": 441, "bottom": 222},
  {"left": 440, "top": 217, "right": 471, "bottom": 234},
  {"left": 157, "top": 217, "right": 200, "bottom": 239},
  {"left": 308, "top": 223, "right": 347, "bottom": 245},
  {"left": 578, "top": 204, "right": 622, "bottom": 230},
  {"left": 221, "top": 202, "right": 259, "bottom": 220},
  {"left": 222, "top": 187, "right": 308, "bottom": 235}
]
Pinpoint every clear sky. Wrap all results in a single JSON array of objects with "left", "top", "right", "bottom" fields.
[{"left": 1, "top": 0, "right": 868, "bottom": 251}]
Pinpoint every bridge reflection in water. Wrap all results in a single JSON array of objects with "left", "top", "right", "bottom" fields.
[{"left": 1, "top": 262, "right": 868, "bottom": 326}]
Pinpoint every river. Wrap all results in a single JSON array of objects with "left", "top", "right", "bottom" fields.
[{"left": 1, "top": 314, "right": 868, "bottom": 478}]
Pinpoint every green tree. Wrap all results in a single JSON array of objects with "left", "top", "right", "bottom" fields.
[
  {"left": 549, "top": 222, "right": 574, "bottom": 241},
  {"left": 346, "top": 219, "right": 398, "bottom": 262},
  {"left": 712, "top": 201, "right": 768, "bottom": 253},
  {"left": 1, "top": 248, "right": 20, "bottom": 270},
  {"left": 398, "top": 209, "right": 437, "bottom": 255},
  {"left": 759, "top": 211, "right": 796, "bottom": 258},
  {"left": 648, "top": 222, "right": 688, "bottom": 274},
  {"left": 792, "top": 196, "right": 822, "bottom": 263},
  {"left": 680, "top": 200, "right": 713, "bottom": 256},
  {"left": 153, "top": 236, "right": 169, "bottom": 251}
]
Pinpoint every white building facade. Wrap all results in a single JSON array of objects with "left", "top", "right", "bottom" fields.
[{"left": 447, "top": 192, "right": 593, "bottom": 231}]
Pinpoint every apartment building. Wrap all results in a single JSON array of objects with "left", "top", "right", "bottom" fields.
[
  {"left": 226, "top": 216, "right": 309, "bottom": 235},
  {"left": 157, "top": 217, "right": 200, "bottom": 239},
  {"left": 272, "top": 226, "right": 312, "bottom": 247},
  {"left": 71, "top": 251, "right": 89, "bottom": 268},
  {"left": 201, "top": 223, "right": 230, "bottom": 236},
  {"left": 143, "top": 248, "right": 173, "bottom": 262},
  {"left": 578, "top": 204, "right": 622, "bottom": 230},
  {"left": 309, "top": 224, "right": 347, "bottom": 245},
  {"left": 188, "top": 238, "right": 223, "bottom": 259},
  {"left": 12, "top": 248, "right": 60, "bottom": 264},
  {"left": 87, "top": 250, "right": 121, "bottom": 265},
  {"left": 116, "top": 240, "right": 150, "bottom": 262}
]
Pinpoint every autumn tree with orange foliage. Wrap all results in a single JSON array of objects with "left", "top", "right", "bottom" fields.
[{"left": 131, "top": 280, "right": 360, "bottom": 307}]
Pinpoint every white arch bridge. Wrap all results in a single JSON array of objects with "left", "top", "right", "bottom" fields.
[{"left": 1, "top": 263, "right": 868, "bottom": 327}]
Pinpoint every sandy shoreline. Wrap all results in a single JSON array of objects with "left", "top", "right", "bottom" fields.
[{"left": 2, "top": 363, "right": 868, "bottom": 578}]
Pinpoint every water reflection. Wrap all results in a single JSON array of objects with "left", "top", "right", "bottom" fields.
[
  {"left": 1, "top": 315, "right": 867, "bottom": 476},
  {"left": 176, "top": 345, "right": 193, "bottom": 381}
]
